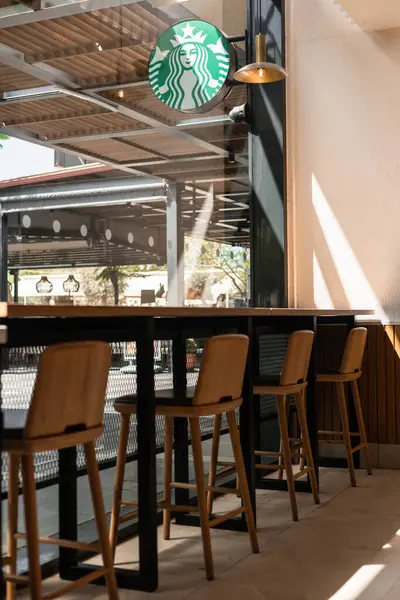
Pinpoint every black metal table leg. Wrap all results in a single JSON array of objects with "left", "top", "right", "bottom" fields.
[
  {"left": 59, "top": 317, "right": 159, "bottom": 592},
  {"left": 59, "top": 446, "right": 78, "bottom": 579},
  {"left": 172, "top": 329, "right": 190, "bottom": 523},
  {"left": 136, "top": 317, "right": 158, "bottom": 591},
  {"left": 307, "top": 316, "right": 319, "bottom": 487},
  {"left": 346, "top": 315, "right": 360, "bottom": 468},
  {"left": 240, "top": 316, "right": 257, "bottom": 525}
]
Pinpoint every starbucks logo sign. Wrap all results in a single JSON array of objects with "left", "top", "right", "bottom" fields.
[{"left": 149, "top": 20, "right": 234, "bottom": 113}]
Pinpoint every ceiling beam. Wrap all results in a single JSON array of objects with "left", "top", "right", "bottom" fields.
[
  {"left": 0, "top": 45, "right": 79, "bottom": 88},
  {"left": 123, "top": 154, "right": 218, "bottom": 168},
  {"left": 29, "top": 39, "right": 148, "bottom": 64},
  {"left": 1, "top": 125, "right": 158, "bottom": 179},
  {"left": 48, "top": 115, "right": 232, "bottom": 144}
]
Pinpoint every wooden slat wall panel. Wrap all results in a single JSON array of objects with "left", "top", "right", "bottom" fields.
[
  {"left": 366, "top": 325, "right": 378, "bottom": 442},
  {"left": 385, "top": 325, "right": 396, "bottom": 444},
  {"left": 318, "top": 323, "right": 400, "bottom": 445},
  {"left": 359, "top": 332, "right": 369, "bottom": 437},
  {"left": 377, "top": 325, "right": 387, "bottom": 443},
  {"left": 394, "top": 326, "right": 400, "bottom": 444}
]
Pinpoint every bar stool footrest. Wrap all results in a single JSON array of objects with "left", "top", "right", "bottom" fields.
[
  {"left": 171, "top": 482, "right": 239, "bottom": 495},
  {"left": 293, "top": 468, "right": 309, "bottom": 480},
  {"left": 209, "top": 507, "right": 245, "bottom": 528},
  {"left": 351, "top": 443, "right": 366, "bottom": 454},
  {"left": 3, "top": 574, "right": 30, "bottom": 585},
  {"left": 42, "top": 567, "right": 108, "bottom": 600},
  {"left": 318, "top": 430, "right": 361, "bottom": 437},
  {"left": 14, "top": 533, "right": 101, "bottom": 553},
  {"left": 119, "top": 510, "right": 139, "bottom": 524},
  {"left": 160, "top": 503, "right": 200, "bottom": 513}
]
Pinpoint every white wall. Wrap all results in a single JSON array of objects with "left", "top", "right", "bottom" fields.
[{"left": 287, "top": 0, "right": 400, "bottom": 322}]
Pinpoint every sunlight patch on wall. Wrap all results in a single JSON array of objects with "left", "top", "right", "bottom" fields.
[
  {"left": 312, "top": 174, "right": 387, "bottom": 321},
  {"left": 313, "top": 252, "right": 334, "bottom": 308}
]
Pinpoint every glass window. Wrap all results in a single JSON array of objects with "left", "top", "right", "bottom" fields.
[{"left": 1, "top": 0, "right": 248, "bottom": 307}]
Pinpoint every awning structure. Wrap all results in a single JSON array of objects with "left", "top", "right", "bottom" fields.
[
  {"left": 2, "top": 167, "right": 249, "bottom": 269},
  {"left": 0, "top": 0, "right": 248, "bottom": 185},
  {"left": 0, "top": 0, "right": 250, "bottom": 278}
]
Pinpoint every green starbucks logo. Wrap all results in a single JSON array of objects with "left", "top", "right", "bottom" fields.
[{"left": 149, "top": 20, "right": 233, "bottom": 113}]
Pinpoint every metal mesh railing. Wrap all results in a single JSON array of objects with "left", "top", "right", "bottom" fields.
[
  {"left": 2, "top": 340, "right": 208, "bottom": 491},
  {"left": 1, "top": 334, "right": 288, "bottom": 490}
]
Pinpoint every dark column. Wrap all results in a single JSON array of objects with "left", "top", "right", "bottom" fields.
[
  {"left": 0, "top": 212, "right": 4, "bottom": 592},
  {"left": 166, "top": 182, "right": 185, "bottom": 306},
  {"left": 248, "top": 0, "right": 287, "bottom": 307},
  {"left": 0, "top": 214, "right": 8, "bottom": 302},
  {"left": 12, "top": 270, "right": 18, "bottom": 303}
]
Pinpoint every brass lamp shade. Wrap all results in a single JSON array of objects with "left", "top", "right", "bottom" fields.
[{"left": 233, "top": 33, "right": 288, "bottom": 84}]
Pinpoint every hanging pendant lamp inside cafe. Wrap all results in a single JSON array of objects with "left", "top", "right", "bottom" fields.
[{"left": 233, "top": 33, "right": 288, "bottom": 84}]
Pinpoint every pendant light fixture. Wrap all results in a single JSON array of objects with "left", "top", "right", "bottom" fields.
[
  {"left": 233, "top": 0, "right": 287, "bottom": 84},
  {"left": 36, "top": 276, "right": 53, "bottom": 294},
  {"left": 63, "top": 274, "right": 80, "bottom": 294}
]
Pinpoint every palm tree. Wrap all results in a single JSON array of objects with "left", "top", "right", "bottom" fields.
[{"left": 95, "top": 266, "right": 130, "bottom": 305}]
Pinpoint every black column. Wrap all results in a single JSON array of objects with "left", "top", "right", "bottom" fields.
[
  {"left": 12, "top": 270, "right": 18, "bottom": 303},
  {"left": 248, "top": 0, "right": 286, "bottom": 307},
  {"left": 0, "top": 214, "right": 8, "bottom": 302}
]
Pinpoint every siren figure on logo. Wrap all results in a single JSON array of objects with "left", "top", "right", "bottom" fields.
[{"left": 149, "top": 21, "right": 231, "bottom": 112}]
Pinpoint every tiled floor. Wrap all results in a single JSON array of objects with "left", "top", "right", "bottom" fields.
[{"left": 16, "top": 467, "right": 400, "bottom": 599}]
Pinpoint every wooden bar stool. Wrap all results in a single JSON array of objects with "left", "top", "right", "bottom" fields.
[
  {"left": 208, "top": 330, "right": 319, "bottom": 522},
  {"left": 110, "top": 334, "right": 259, "bottom": 581},
  {"left": 2, "top": 341, "right": 119, "bottom": 600},
  {"left": 317, "top": 327, "right": 372, "bottom": 486}
]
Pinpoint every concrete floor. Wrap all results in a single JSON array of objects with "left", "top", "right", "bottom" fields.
[{"left": 14, "top": 466, "right": 400, "bottom": 600}]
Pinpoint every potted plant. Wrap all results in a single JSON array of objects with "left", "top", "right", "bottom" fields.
[{"left": 186, "top": 338, "right": 198, "bottom": 371}]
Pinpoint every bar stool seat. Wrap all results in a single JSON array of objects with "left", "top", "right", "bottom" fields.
[
  {"left": 317, "top": 327, "right": 372, "bottom": 487},
  {"left": 110, "top": 334, "right": 259, "bottom": 581},
  {"left": 114, "top": 387, "right": 195, "bottom": 408},
  {"left": 208, "top": 331, "right": 320, "bottom": 522},
  {"left": 3, "top": 342, "right": 119, "bottom": 600},
  {"left": 114, "top": 389, "right": 238, "bottom": 414}
]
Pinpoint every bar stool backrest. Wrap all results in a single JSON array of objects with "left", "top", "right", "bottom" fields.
[
  {"left": 24, "top": 341, "right": 112, "bottom": 439},
  {"left": 279, "top": 330, "right": 315, "bottom": 386},
  {"left": 340, "top": 327, "right": 367, "bottom": 374},
  {"left": 193, "top": 334, "right": 249, "bottom": 406}
]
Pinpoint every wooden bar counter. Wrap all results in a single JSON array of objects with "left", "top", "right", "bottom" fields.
[{"left": 0, "top": 305, "right": 374, "bottom": 592}]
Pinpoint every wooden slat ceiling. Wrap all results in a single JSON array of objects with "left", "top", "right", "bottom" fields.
[
  {"left": 23, "top": 111, "right": 148, "bottom": 140},
  {"left": 0, "top": 1, "right": 250, "bottom": 250},
  {"left": 0, "top": 64, "right": 45, "bottom": 93},
  {"left": 59, "top": 131, "right": 226, "bottom": 168},
  {"left": 64, "top": 138, "right": 156, "bottom": 163},
  {"left": 0, "top": 2, "right": 169, "bottom": 87},
  {"left": 0, "top": 95, "right": 107, "bottom": 126}
]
